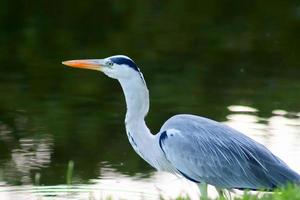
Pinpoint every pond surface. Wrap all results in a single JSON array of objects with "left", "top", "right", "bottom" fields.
[{"left": 1, "top": 1, "right": 300, "bottom": 199}]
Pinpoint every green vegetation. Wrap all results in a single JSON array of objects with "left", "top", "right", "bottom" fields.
[
  {"left": 239, "top": 185, "right": 300, "bottom": 200},
  {"left": 66, "top": 160, "right": 74, "bottom": 185},
  {"left": 174, "top": 185, "right": 300, "bottom": 200}
]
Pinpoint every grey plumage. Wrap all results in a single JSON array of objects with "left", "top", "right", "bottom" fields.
[{"left": 159, "top": 114, "right": 300, "bottom": 190}]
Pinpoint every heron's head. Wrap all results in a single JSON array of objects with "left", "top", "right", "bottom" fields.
[{"left": 62, "top": 55, "right": 143, "bottom": 81}]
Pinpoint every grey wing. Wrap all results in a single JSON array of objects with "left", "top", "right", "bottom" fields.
[{"left": 159, "top": 114, "right": 300, "bottom": 189}]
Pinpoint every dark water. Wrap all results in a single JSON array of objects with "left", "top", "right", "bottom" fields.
[{"left": 1, "top": 1, "right": 300, "bottom": 199}]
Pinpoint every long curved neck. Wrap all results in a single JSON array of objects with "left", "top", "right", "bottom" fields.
[
  {"left": 118, "top": 76, "right": 158, "bottom": 166},
  {"left": 119, "top": 77, "right": 149, "bottom": 123}
]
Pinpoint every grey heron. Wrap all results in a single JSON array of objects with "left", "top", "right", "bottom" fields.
[{"left": 62, "top": 55, "right": 300, "bottom": 198}]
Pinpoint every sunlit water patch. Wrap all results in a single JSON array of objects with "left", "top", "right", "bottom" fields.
[{"left": 225, "top": 105, "right": 300, "bottom": 173}]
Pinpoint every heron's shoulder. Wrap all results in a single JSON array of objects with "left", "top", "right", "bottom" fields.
[
  {"left": 160, "top": 114, "right": 224, "bottom": 131},
  {"left": 165, "top": 114, "right": 217, "bottom": 123},
  {"left": 159, "top": 113, "right": 252, "bottom": 142}
]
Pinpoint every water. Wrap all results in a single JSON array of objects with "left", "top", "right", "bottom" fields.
[{"left": 1, "top": 1, "right": 300, "bottom": 199}]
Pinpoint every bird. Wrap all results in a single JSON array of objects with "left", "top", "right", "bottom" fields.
[{"left": 62, "top": 55, "right": 300, "bottom": 199}]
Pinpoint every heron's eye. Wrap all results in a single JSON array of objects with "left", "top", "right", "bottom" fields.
[{"left": 106, "top": 61, "right": 114, "bottom": 67}]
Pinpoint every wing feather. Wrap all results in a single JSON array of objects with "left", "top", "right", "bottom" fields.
[{"left": 158, "top": 114, "right": 300, "bottom": 189}]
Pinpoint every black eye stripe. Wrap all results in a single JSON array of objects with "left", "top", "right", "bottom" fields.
[{"left": 110, "top": 57, "right": 139, "bottom": 72}]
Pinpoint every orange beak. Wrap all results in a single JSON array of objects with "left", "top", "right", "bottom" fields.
[{"left": 62, "top": 59, "right": 104, "bottom": 71}]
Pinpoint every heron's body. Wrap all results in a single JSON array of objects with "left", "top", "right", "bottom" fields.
[
  {"left": 160, "top": 114, "right": 300, "bottom": 189},
  {"left": 63, "top": 55, "right": 300, "bottom": 198}
]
